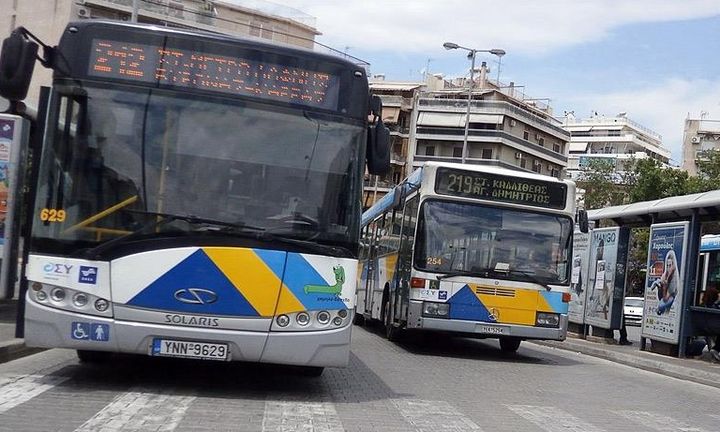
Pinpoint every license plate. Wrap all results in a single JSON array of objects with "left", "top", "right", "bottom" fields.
[
  {"left": 477, "top": 324, "right": 508, "bottom": 335},
  {"left": 151, "top": 339, "right": 229, "bottom": 361}
]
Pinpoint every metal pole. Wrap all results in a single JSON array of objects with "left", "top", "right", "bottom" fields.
[
  {"left": 461, "top": 50, "right": 475, "bottom": 164},
  {"left": 131, "top": 0, "right": 139, "bottom": 22}
]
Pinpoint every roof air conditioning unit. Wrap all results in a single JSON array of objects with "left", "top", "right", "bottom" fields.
[
  {"left": 691, "top": 136, "right": 701, "bottom": 144},
  {"left": 515, "top": 152, "right": 522, "bottom": 159},
  {"left": 77, "top": 7, "right": 90, "bottom": 18}
]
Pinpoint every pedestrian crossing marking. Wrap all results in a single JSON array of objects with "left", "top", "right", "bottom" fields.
[
  {"left": 74, "top": 389, "right": 195, "bottom": 432},
  {"left": 262, "top": 401, "right": 345, "bottom": 432},
  {"left": 506, "top": 405, "right": 605, "bottom": 432},
  {"left": 0, "top": 374, "right": 69, "bottom": 414},
  {"left": 392, "top": 399, "right": 484, "bottom": 431},
  {"left": 615, "top": 410, "right": 710, "bottom": 432}
]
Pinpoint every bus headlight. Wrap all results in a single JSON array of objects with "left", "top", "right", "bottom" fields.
[
  {"left": 271, "top": 309, "right": 351, "bottom": 331},
  {"left": 536, "top": 312, "right": 560, "bottom": 328},
  {"left": 422, "top": 302, "right": 450, "bottom": 318},
  {"left": 50, "top": 287, "right": 66, "bottom": 302},
  {"left": 73, "top": 292, "right": 88, "bottom": 307},
  {"left": 27, "top": 281, "right": 112, "bottom": 317}
]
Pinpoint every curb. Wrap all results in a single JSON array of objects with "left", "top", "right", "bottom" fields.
[
  {"left": 531, "top": 340, "right": 720, "bottom": 390},
  {"left": 0, "top": 339, "right": 45, "bottom": 364}
]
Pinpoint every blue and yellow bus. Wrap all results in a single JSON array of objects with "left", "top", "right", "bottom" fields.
[
  {"left": 358, "top": 162, "right": 584, "bottom": 351},
  {"left": 0, "top": 20, "right": 389, "bottom": 375}
]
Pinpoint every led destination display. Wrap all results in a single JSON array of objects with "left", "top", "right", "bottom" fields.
[
  {"left": 435, "top": 168, "right": 567, "bottom": 209},
  {"left": 87, "top": 39, "right": 340, "bottom": 110}
]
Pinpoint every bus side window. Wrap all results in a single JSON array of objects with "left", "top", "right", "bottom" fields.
[{"left": 399, "top": 195, "right": 419, "bottom": 267}]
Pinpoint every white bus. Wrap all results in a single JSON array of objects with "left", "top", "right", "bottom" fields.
[
  {"left": 357, "top": 162, "right": 585, "bottom": 352},
  {"left": 0, "top": 21, "right": 390, "bottom": 376}
]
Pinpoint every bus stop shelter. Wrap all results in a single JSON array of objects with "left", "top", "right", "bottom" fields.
[{"left": 588, "top": 189, "right": 720, "bottom": 357}]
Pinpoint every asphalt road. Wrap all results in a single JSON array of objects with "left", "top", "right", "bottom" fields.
[{"left": 0, "top": 324, "right": 718, "bottom": 432}]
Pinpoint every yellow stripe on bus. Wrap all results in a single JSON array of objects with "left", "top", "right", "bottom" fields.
[
  {"left": 275, "top": 286, "right": 306, "bottom": 315},
  {"left": 204, "top": 248, "right": 282, "bottom": 317},
  {"left": 471, "top": 284, "right": 539, "bottom": 326}
]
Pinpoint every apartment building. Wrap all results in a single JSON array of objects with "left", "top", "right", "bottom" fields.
[
  {"left": 681, "top": 117, "right": 720, "bottom": 176},
  {"left": 363, "top": 65, "right": 570, "bottom": 208},
  {"left": 365, "top": 80, "right": 424, "bottom": 208},
  {"left": 410, "top": 64, "right": 569, "bottom": 178},
  {"left": 563, "top": 113, "right": 670, "bottom": 182},
  {"left": 0, "top": 0, "right": 320, "bottom": 108}
]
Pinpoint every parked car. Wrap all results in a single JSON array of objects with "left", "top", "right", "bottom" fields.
[{"left": 623, "top": 297, "right": 644, "bottom": 326}]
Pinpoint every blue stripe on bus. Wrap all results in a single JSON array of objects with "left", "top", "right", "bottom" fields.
[
  {"left": 282, "top": 253, "right": 346, "bottom": 310},
  {"left": 253, "top": 248, "right": 287, "bottom": 279},
  {"left": 540, "top": 291, "right": 568, "bottom": 314},
  {"left": 447, "top": 285, "right": 496, "bottom": 322},
  {"left": 127, "top": 249, "right": 259, "bottom": 316}
]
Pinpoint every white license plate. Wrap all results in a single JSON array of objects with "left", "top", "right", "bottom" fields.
[
  {"left": 476, "top": 325, "right": 508, "bottom": 335},
  {"left": 151, "top": 339, "right": 229, "bottom": 361}
]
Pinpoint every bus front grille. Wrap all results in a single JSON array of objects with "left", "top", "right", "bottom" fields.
[{"left": 475, "top": 286, "right": 516, "bottom": 297}]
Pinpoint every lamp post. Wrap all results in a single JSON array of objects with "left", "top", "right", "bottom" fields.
[{"left": 443, "top": 42, "right": 506, "bottom": 164}]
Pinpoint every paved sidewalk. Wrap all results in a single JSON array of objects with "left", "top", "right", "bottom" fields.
[
  {"left": 0, "top": 299, "right": 43, "bottom": 363},
  {"left": 533, "top": 334, "right": 720, "bottom": 389}
]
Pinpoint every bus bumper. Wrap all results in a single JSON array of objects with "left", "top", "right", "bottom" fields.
[
  {"left": 24, "top": 298, "right": 352, "bottom": 367},
  {"left": 407, "top": 302, "right": 568, "bottom": 341}
]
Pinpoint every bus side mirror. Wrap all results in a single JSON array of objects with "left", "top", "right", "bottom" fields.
[
  {"left": 577, "top": 208, "right": 589, "bottom": 233},
  {"left": 367, "top": 95, "right": 391, "bottom": 175},
  {"left": 0, "top": 30, "right": 38, "bottom": 102}
]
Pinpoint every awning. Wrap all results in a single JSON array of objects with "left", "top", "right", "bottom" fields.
[
  {"left": 469, "top": 114, "right": 503, "bottom": 124},
  {"left": 417, "top": 112, "right": 465, "bottom": 127},
  {"left": 569, "top": 142, "right": 588, "bottom": 152},
  {"left": 382, "top": 107, "right": 400, "bottom": 124}
]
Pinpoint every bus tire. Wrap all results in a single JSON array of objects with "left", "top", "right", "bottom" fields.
[
  {"left": 77, "top": 350, "right": 111, "bottom": 363},
  {"left": 300, "top": 366, "right": 324, "bottom": 377},
  {"left": 499, "top": 337, "right": 521, "bottom": 353},
  {"left": 352, "top": 308, "right": 365, "bottom": 326},
  {"left": 383, "top": 299, "right": 401, "bottom": 341}
]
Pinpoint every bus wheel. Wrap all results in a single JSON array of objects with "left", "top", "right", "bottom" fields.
[
  {"left": 299, "top": 366, "right": 324, "bottom": 377},
  {"left": 77, "top": 350, "right": 111, "bottom": 363},
  {"left": 499, "top": 337, "right": 521, "bottom": 353},
  {"left": 383, "top": 300, "right": 401, "bottom": 341},
  {"left": 352, "top": 308, "right": 365, "bottom": 326}
]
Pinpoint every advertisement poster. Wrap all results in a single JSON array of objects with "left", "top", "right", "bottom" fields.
[
  {"left": 641, "top": 222, "right": 688, "bottom": 344},
  {"left": 0, "top": 118, "right": 13, "bottom": 253},
  {"left": 568, "top": 231, "right": 590, "bottom": 324},
  {"left": 585, "top": 227, "right": 629, "bottom": 328}
]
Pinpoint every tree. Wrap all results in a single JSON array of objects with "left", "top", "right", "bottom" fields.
[
  {"left": 575, "top": 159, "right": 626, "bottom": 210},
  {"left": 625, "top": 158, "right": 691, "bottom": 202}
]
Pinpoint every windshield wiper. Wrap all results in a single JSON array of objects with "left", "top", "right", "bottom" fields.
[
  {"left": 436, "top": 269, "right": 492, "bottom": 281},
  {"left": 220, "top": 225, "right": 350, "bottom": 257},
  {"left": 503, "top": 269, "right": 554, "bottom": 291}
]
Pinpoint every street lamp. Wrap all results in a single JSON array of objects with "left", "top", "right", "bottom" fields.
[{"left": 444, "top": 42, "right": 506, "bottom": 164}]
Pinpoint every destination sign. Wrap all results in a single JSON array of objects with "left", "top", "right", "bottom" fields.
[
  {"left": 435, "top": 168, "right": 567, "bottom": 209},
  {"left": 87, "top": 39, "right": 340, "bottom": 110}
]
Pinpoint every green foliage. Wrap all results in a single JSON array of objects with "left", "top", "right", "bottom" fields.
[
  {"left": 577, "top": 152, "right": 720, "bottom": 294},
  {"left": 575, "top": 159, "right": 626, "bottom": 210}
]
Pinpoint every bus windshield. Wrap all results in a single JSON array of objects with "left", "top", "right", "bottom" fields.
[
  {"left": 415, "top": 200, "right": 573, "bottom": 284},
  {"left": 32, "top": 84, "right": 364, "bottom": 254}
]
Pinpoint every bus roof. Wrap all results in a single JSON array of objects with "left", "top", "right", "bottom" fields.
[
  {"left": 362, "top": 161, "right": 575, "bottom": 226},
  {"left": 62, "top": 20, "right": 361, "bottom": 70}
]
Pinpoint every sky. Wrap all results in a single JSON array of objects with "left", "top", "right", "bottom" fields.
[{"left": 255, "top": 0, "right": 720, "bottom": 165}]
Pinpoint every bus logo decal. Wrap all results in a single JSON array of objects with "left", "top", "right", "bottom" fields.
[
  {"left": 174, "top": 288, "right": 218, "bottom": 305},
  {"left": 304, "top": 266, "right": 345, "bottom": 295}
]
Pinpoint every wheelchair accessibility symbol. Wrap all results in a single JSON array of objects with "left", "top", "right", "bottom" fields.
[
  {"left": 71, "top": 322, "right": 90, "bottom": 340},
  {"left": 71, "top": 322, "right": 110, "bottom": 342}
]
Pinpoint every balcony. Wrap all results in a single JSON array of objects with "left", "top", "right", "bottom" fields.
[
  {"left": 85, "top": 0, "right": 216, "bottom": 26},
  {"left": 418, "top": 99, "right": 570, "bottom": 139}
]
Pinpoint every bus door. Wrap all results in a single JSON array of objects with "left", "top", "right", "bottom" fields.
[
  {"left": 394, "top": 195, "right": 418, "bottom": 321},
  {"left": 363, "top": 217, "right": 380, "bottom": 317}
]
